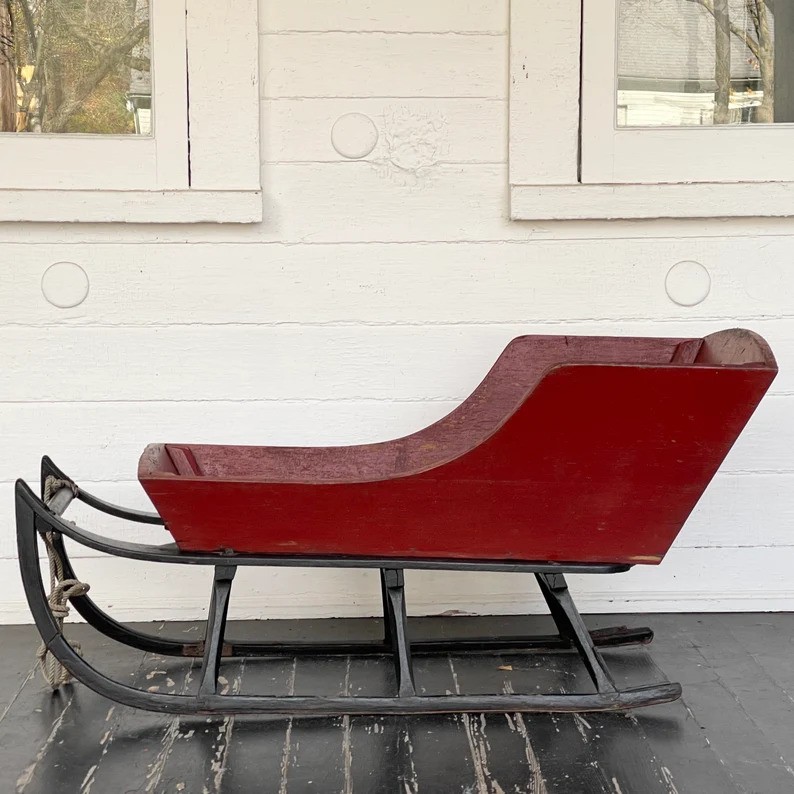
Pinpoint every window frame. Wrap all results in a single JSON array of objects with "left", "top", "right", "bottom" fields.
[
  {"left": 509, "top": 0, "right": 794, "bottom": 220},
  {"left": 0, "top": 0, "right": 261, "bottom": 223},
  {"left": 581, "top": 0, "right": 794, "bottom": 185}
]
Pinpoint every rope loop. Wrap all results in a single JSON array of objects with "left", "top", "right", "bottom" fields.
[
  {"left": 43, "top": 475, "right": 77, "bottom": 505},
  {"left": 36, "top": 513, "right": 90, "bottom": 689}
]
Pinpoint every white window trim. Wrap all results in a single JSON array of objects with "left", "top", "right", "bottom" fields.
[
  {"left": 581, "top": 0, "right": 794, "bottom": 185},
  {"left": 509, "top": 0, "right": 794, "bottom": 220},
  {"left": 0, "top": 0, "right": 261, "bottom": 223},
  {"left": 0, "top": 1, "right": 189, "bottom": 192}
]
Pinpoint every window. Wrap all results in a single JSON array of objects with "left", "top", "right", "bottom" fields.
[
  {"left": 0, "top": 0, "right": 261, "bottom": 223},
  {"left": 509, "top": 0, "right": 794, "bottom": 219},
  {"left": 6, "top": 0, "right": 152, "bottom": 136}
]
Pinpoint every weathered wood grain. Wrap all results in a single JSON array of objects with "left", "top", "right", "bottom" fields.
[
  {"left": 7, "top": 631, "right": 147, "bottom": 794},
  {"left": 261, "top": 34, "right": 506, "bottom": 99},
  {"left": 282, "top": 658, "right": 350, "bottom": 792},
  {"left": 0, "top": 626, "right": 38, "bottom": 726},
  {"left": 716, "top": 613, "right": 794, "bottom": 695},
  {"left": 4, "top": 238, "right": 794, "bottom": 327},
  {"left": 261, "top": 0, "right": 508, "bottom": 33},
  {"left": 52, "top": 654, "right": 197, "bottom": 794},
  {"left": 446, "top": 654, "right": 548, "bottom": 793},
  {"left": 141, "top": 659, "right": 245, "bottom": 793},
  {"left": 262, "top": 98, "right": 506, "bottom": 164},
  {"left": 0, "top": 615, "right": 792, "bottom": 793},
  {"left": 222, "top": 655, "right": 294, "bottom": 792}
]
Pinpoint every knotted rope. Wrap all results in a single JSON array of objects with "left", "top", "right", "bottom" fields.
[{"left": 37, "top": 477, "right": 90, "bottom": 690}]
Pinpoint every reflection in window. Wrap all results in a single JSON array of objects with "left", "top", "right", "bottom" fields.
[
  {"left": 617, "top": 0, "right": 794, "bottom": 126},
  {"left": 0, "top": 0, "right": 151, "bottom": 134}
]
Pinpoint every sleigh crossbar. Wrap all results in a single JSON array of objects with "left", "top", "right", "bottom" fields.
[{"left": 15, "top": 463, "right": 682, "bottom": 716}]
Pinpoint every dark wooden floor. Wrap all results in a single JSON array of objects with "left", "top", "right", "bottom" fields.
[{"left": 1, "top": 613, "right": 793, "bottom": 794}]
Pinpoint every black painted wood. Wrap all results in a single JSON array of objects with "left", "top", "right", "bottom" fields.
[
  {"left": 198, "top": 566, "right": 237, "bottom": 698},
  {"left": 382, "top": 568, "right": 416, "bottom": 698},
  {"left": 3, "top": 614, "right": 794, "bottom": 794}
]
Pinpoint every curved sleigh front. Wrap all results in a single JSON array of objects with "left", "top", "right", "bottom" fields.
[{"left": 138, "top": 329, "right": 777, "bottom": 566}]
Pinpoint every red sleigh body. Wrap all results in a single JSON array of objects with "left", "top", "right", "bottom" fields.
[{"left": 139, "top": 329, "right": 776, "bottom": 566}]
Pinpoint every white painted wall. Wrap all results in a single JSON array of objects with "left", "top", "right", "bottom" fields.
[{"left": 3, "top": 0, "right": 793, "bottom": 623}]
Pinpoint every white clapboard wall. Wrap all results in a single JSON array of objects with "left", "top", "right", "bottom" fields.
[{"left": 2, "top": 0, "right": 793, "bottom": 623}]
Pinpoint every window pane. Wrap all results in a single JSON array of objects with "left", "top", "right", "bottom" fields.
[
  {"left": 0, "top": 0, "right": 151, "bottom": 134},
  {"left": 617, "top": 0, "right": 793, "bottom": 126}
]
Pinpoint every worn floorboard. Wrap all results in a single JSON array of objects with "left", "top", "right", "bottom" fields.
[{"left": 1, "top": 614, "right": 792, "bottom": 793}]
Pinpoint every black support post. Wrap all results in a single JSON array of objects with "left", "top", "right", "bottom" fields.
[
  {"left": 198, "top": 565, "right": 237, "bottom": 698},
  {"left": 380, "top": 567, "right": 393, "bottom": 646},
  {"left": 535, "top": 573, "right": 616, "bottom": 694},
  {"left": 381, "top": 568, "right": 415, "bottom": 697}
]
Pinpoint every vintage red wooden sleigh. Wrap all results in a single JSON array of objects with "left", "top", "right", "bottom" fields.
[{"left": 16, "top": 328, "right": 777, "bottom": 716}]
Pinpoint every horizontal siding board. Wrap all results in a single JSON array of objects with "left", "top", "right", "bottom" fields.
[
  {"left": 682, "top": 473, "right": 794, "bottom": 549},
  {"left": 1, "top": 321, "right": 791, "bottom": 403},
  {"left": 4, "top": 238, "right": 794, "bottom": 327},
  {"left": 261, "top": 33, "right": 507, "bottom": 98},
  {"left": 720, "top": 397, "right": 793, "bottom": 473},
  {"left": 257, "top": 163, "right": 516, "bottom": 243},
  {"left": 0, "top": 397, "right": 789, "bottom": 485},
  {"left": 260, "top": 0, "right": 508, "bottom": 33},
  {"left": 3, "top": 218, "right": 794, "bottom": 247},
  {"left": 262, "top": 98, "right": 506, "bottom": 164},
  {"left": 3, "top": 546, "right": 794, "bottom": 624},
  {"left": 256, "top": 164, "right": 794, "bottom": 245}
]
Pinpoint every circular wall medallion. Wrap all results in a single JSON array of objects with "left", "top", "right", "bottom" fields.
[
  {"left": 41, "top": 262, "right": 90, "bottom": 308},
  {"left": 665, "top": 261, "right": 711, "bottom": 307},
  {"left": 331, "top": 113, "right": 379, "bottom": 159}
]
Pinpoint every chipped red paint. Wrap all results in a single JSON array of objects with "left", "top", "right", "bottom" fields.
[{"left": 139, "top": 330, "right": 777, "bottom": 565}]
